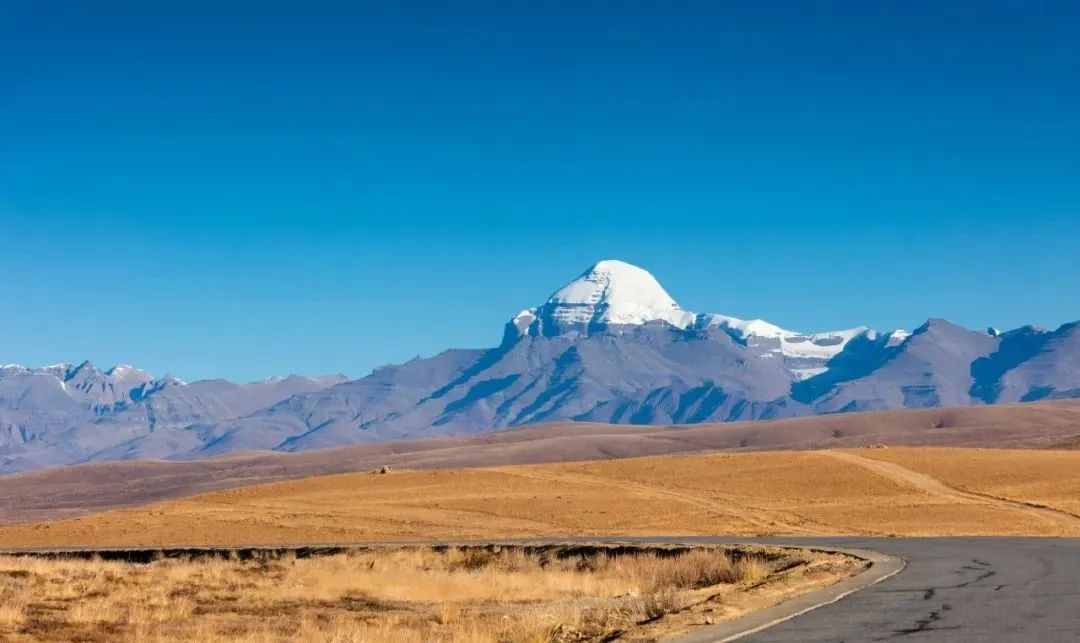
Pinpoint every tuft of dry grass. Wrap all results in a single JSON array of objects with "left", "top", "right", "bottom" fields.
[
  {"left": 0, "top": 595, "right": 27, "bottom": 629},
  {"left": 0, "top": 545, "right": 851, "bottom": 643}
]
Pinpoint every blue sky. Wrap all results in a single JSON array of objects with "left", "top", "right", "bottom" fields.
[{"left": 2, "top": 1, "right": 1078, "bottom": 381}]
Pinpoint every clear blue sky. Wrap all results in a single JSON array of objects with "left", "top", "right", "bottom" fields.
[{"left": 2, "top": 1, "right": 1078, "bottom": 382}]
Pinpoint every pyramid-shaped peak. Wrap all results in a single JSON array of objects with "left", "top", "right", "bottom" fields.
[
  {"left": 505, "top": 260, "right": 697, "bottom": 340},
  {"left": 550, "top": 260, "right": 681, "bottom": 314},
  {"left": 586, "top": 259, "right": 660, "bottom": 278},
  {"left": 589, "top": 258, "right": 654, "bottom": 274}
]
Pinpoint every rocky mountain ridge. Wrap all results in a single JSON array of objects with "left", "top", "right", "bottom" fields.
[{"left": 3, "top": 259, "right": 1077, "bottom": 472}]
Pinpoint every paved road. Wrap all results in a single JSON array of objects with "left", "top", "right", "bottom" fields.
[
  {"left": 672, "top": 536, "right": 1080, "bottom": 642},
  {"left": 4, "top": 536, "right": 1078, "bottom": 641}
]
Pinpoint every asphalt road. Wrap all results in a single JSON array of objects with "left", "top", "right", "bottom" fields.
[
  {"left": 3, "top": 536, "right": 1078, "bottom": 641},
  {"left": 674, "top": 536, "right": 1080, "bottom": 642}
]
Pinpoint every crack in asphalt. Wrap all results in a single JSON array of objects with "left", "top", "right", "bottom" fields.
[
  {"left": 874, "top": 557, "right": 1005, "bottom": 640},
  {"left": 887, "top": 604, "right": 960, "bottom": 639},
  {"left": 956, "top": 569, "right": 997, "bottom": 587}
]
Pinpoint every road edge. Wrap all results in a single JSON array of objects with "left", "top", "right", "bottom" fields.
[{"left": 671, "top": 545, "right": 906, "bottom": 643}]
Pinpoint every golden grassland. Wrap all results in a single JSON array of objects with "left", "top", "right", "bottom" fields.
[
  {"left": 3, "top": 447, "right": 1080, "bottom": 548},
  {"left": 857, "top": 447, "right": 1080, "bottom": 516},
  {"left": 0, "top": 545, "right": 860, "bottom": 642}
]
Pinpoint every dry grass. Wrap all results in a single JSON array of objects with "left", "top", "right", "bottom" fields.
[
  {"left": 0, "top": 545, "right": 850, "bottom": 642},
  {"left": 8, "top": 399, "right": 1080, "bottom": 528},
  {"left": 855, "top": 447, "right": 1080, "bottom": 516},
  {"left": 3, "top": 448, "right": 1078, "bottom": 548}
]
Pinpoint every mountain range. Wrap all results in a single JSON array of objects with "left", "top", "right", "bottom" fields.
[{"left": 3, "top": 259, "right": 1078, "bottom": 472}]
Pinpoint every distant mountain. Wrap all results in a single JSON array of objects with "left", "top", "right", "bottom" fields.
[
  {"left": 0, "top": 362, "right": 346, "bottom": 471},
  {"left": 970, "top": 322, "right": 1080, "bottom": 404},
  {"left": 3, "top": 259, "right": 1078, "bottom": 472}
]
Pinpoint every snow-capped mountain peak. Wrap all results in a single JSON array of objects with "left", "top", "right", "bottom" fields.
[
  {"left": 506, "top": 259, "right": 886, "bottom": 379},
  {"left": 512, "top": 259, "right": 696, "bottom": 337},
  {"left": 546, "top": 259, "right": 695, "bottom": 327}
]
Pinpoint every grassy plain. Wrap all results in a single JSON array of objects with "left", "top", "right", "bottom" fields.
[
  {"left": 2, "top": 448, "right": 1080, "bottom": 548},
  {"left": 0, "top": 545, "right": 859, "bottom": 642},
  {"left": 5, "top": 399, "right": 1079, "bottom": 529},
  {"left": 857, "top": 447, "right": 1080, "bottom": 516}
]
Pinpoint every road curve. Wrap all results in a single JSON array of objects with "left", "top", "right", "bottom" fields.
[
  {"left": 3, "top": 537, "right": 1078, "bottom": 641},
  {"left": 673, "top": 536, "right": 1080, "bottom": 642}
]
